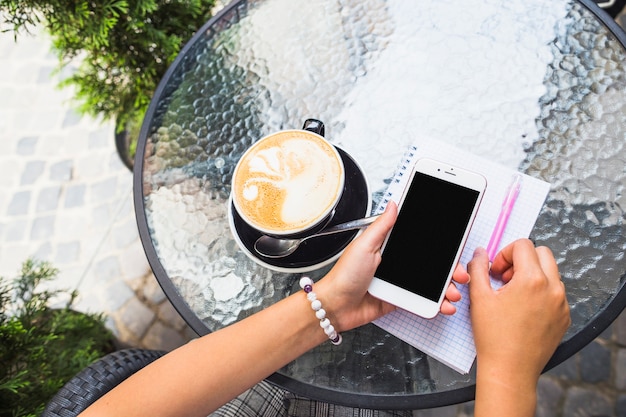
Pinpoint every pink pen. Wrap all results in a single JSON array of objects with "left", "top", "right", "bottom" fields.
[{"left": 486, "top": 174, "right": 523, "bottom": 261}]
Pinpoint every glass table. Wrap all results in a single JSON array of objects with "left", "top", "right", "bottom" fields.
[{"left": 134, "top": 0, "right": 626, "bottom": 409}]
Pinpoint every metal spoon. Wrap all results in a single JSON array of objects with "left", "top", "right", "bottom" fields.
[{"left": 254, "top": 215, "right": 381, "bottom": 258}]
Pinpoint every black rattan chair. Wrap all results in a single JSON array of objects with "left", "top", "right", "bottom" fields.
[
  {"left": 41, "top": 348, "right": 411, "bottom": 417},
  {"left": 42, "top": 348, "right": 167, "bottom": 417}
]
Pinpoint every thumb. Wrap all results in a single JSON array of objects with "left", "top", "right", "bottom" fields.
[
  {"left": 467, "top": 247, "right": 492, "bottom": 297},
  {"left": 359, "top": 201, "right": 398, "bottom": 251}
]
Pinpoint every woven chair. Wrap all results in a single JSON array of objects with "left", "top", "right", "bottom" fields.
[
  {"left": 41, "top": 348, "right": 412, "bottom": 417},
  {"left": 42, "top": 348, "right": 166, "bottom": 417}
]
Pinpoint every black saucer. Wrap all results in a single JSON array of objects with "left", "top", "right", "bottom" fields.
[{"left": 229, "top": 147, "right": 371, "bottom": 272}]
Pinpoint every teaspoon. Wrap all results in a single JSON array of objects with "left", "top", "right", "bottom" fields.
[{"left": 254, "top": 215, "right": 381, "bottom": 258}]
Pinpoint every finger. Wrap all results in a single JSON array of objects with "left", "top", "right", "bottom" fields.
[
  {"left": 440, "top": 299, "right": 457, "bottom": 315},
  {"left": 467, "top": 247, "right": 491, "bottom": 296},
  {"left": 535, "top": 246, "right": 560, "bottom": 283},
  {"left": 356, "top": 201, "right": 398, "bottom": 253},
  {"left": 452, "top": 263, "right": 470, "bottom": 285},
  {"left": 491, "top": 239, "right": 537, "bottom": 275},
  {"left": 445, "top": 281, "right": 462, "bottom": 303}
]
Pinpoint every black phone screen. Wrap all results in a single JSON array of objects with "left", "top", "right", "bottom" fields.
[{"left": 375, "top": 172, "right": 480, "bottom": 302}]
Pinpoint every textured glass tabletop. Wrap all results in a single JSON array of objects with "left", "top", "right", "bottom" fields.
[{"left": 134, "top": 0, "right": 626, "bottom": 408}]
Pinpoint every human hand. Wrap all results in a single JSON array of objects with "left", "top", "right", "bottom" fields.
[
  {"left": 467, "top": 240, "right": 570, "bottom": 385},
  {"left": 316, "top": 201, "right": 470, "bottom": 333}
]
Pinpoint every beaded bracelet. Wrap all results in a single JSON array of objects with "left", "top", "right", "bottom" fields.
[{"left": 299, "top": 277, "right": 342, "bottom": 345}]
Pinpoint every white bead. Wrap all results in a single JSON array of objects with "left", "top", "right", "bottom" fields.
[
  {"left": 320, "top": 318, "right": 330, "bottom": 329},
  {"left": 328, "top": 331, "right": 337, "bottom": 340},
  {"left": 311, "top": 299, "right": 322, "bottom": 311},
  {"left": 299, "top": 277, "right": 313, "bottom": 288},
  {"left": 324, "top": 325, "right": 335, "bottom": 336},
  {"left": 315, "top": 308, "right": 326, "bottom": 320},
  {"left": 306, "top": 292, "right": 317, "bottom": 302},
  {"left": 330, "top": 334, "right": 342, "bottom": 345}
]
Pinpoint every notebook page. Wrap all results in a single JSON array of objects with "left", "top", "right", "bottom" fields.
[{"left": 372, "top": 137, "right": 550, "bottom": 374}]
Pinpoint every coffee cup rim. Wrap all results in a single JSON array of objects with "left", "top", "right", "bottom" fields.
[{"left": 231, "top": 128, "right": 345, "bottom": 237}]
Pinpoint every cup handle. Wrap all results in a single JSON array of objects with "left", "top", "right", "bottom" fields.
[{"left": 303, "top": 119, "right": 325, "bottom": 137}]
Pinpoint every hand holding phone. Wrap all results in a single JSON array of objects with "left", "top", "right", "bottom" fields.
[{"left": 368, "top": 158, "right": 486, "bottom": 318}]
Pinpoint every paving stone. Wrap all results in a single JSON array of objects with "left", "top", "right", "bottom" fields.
[
  {"left": 33, "top": 241, "right": 52, "bottom": 261},
  {"left": 580, "top": 341, "right": 611, "bottom": 383},
  {"left": 5, "top": 219, "right": 28, "bottom": 241},
  {"left": 30, "top": 215, "right": 55, "bottom": 239},
  {"left": 112, "top": 217, "right": 139, "bottom": 249},
  {"left": 0, "top": 158, "right": 20, "bottom": 189},
  {"left": 600, "top": 323, "right": 613, "bottom": 340},
  {"left": 55, "top": 241, "right": 80, "bottom": 263},
  {"left": 49, "top": 159, "right": 73, "bottom": 181},
  {"left": 89, "top": 127, "right": 110, "bottom": 149},
  {"left": 101, "top": 280, "right": 136, "bottom": 311},
  {"left": 94, "top": 256, "right": 122, "bottom": 281},
  {"left": 55, "top": 212, "right": 89, "bottom": 240},
  {"left": 614, "top": 310, "right": 626, "bottom": 347},
  {"left": 536, "top": 377, "right": 565, "bottom": 417},
  {"left": 562, "top": 386, "right": 612, "bottom": 417},
  {"left": 20, "top": 160, "right": 45, "bottom": 185},
  {"left": 617, "top": 394, "right": 626, "bottom": 417},
  {"left": 109, "top": 152, "right": 127, "bottom": 171},
  {"left": 157, "top": 301, "right": 187, "bottom": 331},
  {"left": 118, "top": 297, "right": 155, "bottom": 340},
  {"left": 144, "top": 276, "right": 168, "bottom": 305},
  {"left": 64, "top": 184, "right": 86, "bottom": 208},
  {"left": 104, "top": 315, "right": 120, "bottom": 340},
  {"left": 118, "top": 244, "right": 151, "bottom": 280},
  {"left": 616, "top": 348, "right": 626, "bottom": 390},
  {"left": 16, "top": 136, "right": 38, "bottom": 155},
  {"left": 91, "top": 203, "right": 113, "bottom": 231},
  {"left": 36, "top": 186, "right": 61, "bottom": 212},
  {"left": 91, "top": 177, "right": 118, "bottom": 203},
  {"left": 547, "top": 353, "right": 578, "bottom": 381},
  {"left": 62, "top": 109, "right": 82, "bottom": 127},
  {"left": 7, "top": 191, "right": 31, "bottom": 215},
  {"left": 142, "top": 321, "right": 188, "bottom": 351},
  {"left": 37, "top": 66, "right": 54, "bottom": 84},
  {"left": 75, "top": 153, "right": 106, "bottom": 178}
]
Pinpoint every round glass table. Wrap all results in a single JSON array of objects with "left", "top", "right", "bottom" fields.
[{"left": 134, "top": 0, "right": 626, "bottom": 409}]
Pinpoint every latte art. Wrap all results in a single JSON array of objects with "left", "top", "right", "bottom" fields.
[{"left": 233, "top": 131, "right": 344, "bottom": 235}]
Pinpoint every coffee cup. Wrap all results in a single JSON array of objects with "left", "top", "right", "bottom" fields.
[{"left": 231, "top": 119, "right": 345, "bottom": 238}]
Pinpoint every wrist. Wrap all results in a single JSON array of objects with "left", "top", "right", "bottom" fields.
[
  {"left": 475, "top": 358, "right": 538, "bottom": 417},
  {"left": 299, "top": 277, "right": 343, "bottom": 345}
]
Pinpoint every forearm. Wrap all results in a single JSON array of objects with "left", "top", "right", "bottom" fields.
[
  {"left": 80, "top": 290, "right": 327, "bottom": 417},
  {"left": 474, "top": 360, "right": 538, "bottom": 417}
]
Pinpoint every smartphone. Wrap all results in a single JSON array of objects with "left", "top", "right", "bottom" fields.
[{"left": 369, "top": 158, "right": 486, "bottom": 319}]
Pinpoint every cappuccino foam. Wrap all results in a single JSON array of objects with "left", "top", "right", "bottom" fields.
[{"left": 233, "top": 131, "right": 344, "bottom": 234}]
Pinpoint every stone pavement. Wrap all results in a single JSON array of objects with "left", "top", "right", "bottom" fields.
[
  {"left": 1, "top": 7, "right": 626, "bottom": 416},
  {"left": 0, "top": 27, "right": 195, "bottom": 352}
]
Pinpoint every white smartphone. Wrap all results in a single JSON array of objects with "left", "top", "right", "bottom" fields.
[{"left": 369, "top": 158, "right": 487, "bottom": 319}]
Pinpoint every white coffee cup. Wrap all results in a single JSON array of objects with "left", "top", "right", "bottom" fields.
[{"left": 231, "top": 120, "right": 345, "bottom": 237}]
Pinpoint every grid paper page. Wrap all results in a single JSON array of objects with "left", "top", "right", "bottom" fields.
[{"left": 373, "top": 137, "right": 550, "bottom": 374}]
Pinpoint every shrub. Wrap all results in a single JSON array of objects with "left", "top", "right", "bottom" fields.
[
  {"left": 0, "top": 259, "right": 114, "bottom": 417},
  {"left": 0, "top": 0, "right": 215, "bottom": 131}
]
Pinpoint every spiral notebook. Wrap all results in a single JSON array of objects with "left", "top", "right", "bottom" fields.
[{"left": 372, "top": 138, "right": 550, "bottom": 374}]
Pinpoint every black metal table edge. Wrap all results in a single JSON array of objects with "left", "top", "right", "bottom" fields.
[{"left": 132, "top": 0, "right": 626, "bottom": 409}]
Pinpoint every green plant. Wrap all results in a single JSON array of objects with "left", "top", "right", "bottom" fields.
[
  {"left": 0, "top": 259, "right": 114, "bottom": 417},
  {"left": 0, "top": 0, "right": 215, "bottom": 155}
]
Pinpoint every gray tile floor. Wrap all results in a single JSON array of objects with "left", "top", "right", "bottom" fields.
[{"left": 2, "top": 7, "right": 626, "bottom": 416}]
